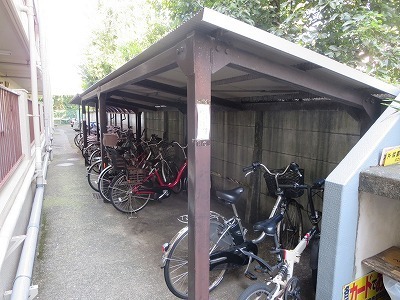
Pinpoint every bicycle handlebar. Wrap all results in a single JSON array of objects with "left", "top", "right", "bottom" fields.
[{"left": 243, "top": 161, "right": 302, "bottom": 178}]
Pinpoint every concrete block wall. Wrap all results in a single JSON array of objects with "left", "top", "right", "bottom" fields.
[
  {"left": 144, "top": 108, "right": 362, "bottom": 224},
  {"left": 259, "top": 109, "right": 361, "bottom": 223},
  {"left": 144, "top": 111, "right": 165, "bottom": 140}
]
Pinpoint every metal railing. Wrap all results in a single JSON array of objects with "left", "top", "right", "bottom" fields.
[{"left": 0, "top": 87, "right": 23, "bottom": 188}]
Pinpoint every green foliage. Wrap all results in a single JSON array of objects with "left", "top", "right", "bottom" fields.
[
  {"left": 53, "top": 95, "right": 76, "bottom": 120},
  {"left": 79, "top": 0, "right": 399, "bottom": 88},
  {"left": 79, "top": 0, "right": 155, "bottom": 89},
  {"left": 151, "top": 0, "right": 400, "bottom": 85},
  {"left": 382, "top": 98, "right": 400, "bottom": 112}
]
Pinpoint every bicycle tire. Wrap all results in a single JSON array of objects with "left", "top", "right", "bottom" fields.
[
  {"left": 87, "top": 160, "right": 101, "bottom": 192},
  {"left": 109, "top": 173, "right": 151, "bottom": 213},
  {"left": 74, "top": 132, "right": 82, "bottom": 148},
  {"left": 98, "top": 165, "right": 117, "bottom": 202},
  {"left": 238, "top": 282, "right": 276, "bottom": 300},
  {"left": 88, "top": 148, "right": 101, "bottom": 165},
  {"left": 284, "top": 276, "right": 301, "bottom": 300},
  {"left": 279, "top": 199, "right": 303, "bottom": 250},
  {"left": 82, "top": 142, "right": 98, "bottom": 161},
  {"left": 163, "top": 220, "right": 233, "bottom": 299}
]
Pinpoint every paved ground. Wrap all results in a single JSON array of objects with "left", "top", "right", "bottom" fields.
[{"left": 32, "top": 125, "right": 315, "bottom": 299}]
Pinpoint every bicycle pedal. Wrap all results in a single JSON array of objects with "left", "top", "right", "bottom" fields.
[
  {"left": 157, "top": 190, "right": 171, "bottom": 201},
  {"left": 245, "top": 271, "right": 257, "bottom": 281},
  {"left": 254, "top": 265, "right": 268, "bottom": 274}
]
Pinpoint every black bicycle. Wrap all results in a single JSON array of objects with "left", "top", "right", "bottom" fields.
[{"left": 161, "top": 161, "right": 322, "bottom": 298}]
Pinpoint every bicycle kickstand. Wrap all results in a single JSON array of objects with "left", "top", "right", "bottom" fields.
[
  {"left": 128, "top": 210, "right": 138, "bottom": 219},
  {"left": 244, "top": 257, "right": 257, "bottom": 280}
]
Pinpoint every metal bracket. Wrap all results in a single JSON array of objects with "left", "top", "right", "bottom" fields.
[
  {"left": 4, "top": 285, "right": 38, "bottom": 300},
  {"left": 5, "top": 235, "right": 27, "bottom": 259}
]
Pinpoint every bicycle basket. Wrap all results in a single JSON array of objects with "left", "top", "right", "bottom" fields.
[
  {"left": 126, "top": 167, "right": 148, "bottom": 183},
  {"left": 264, "top": 168, "right": 305, "bottom": 198},
  {"left": 103, "top": 133, "right": 119, "bottom": 147},
  {"left": 106, "top": 148, "right": 126, "bottom": 171}
]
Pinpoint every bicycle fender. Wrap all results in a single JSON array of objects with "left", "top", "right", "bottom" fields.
[
  {"left": 161, "top": 226, "right": 188, "bottom": 267},
  {"left": 240, "top": 248, "right": 273, "bottom": 273}
]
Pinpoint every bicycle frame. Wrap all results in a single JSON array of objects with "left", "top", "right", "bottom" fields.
[
  {"left": 132, "top": 160, "right": 188, "bottom": 195},
  {"left": 266, "top": 225, "right": 319, "bottom": 299}
]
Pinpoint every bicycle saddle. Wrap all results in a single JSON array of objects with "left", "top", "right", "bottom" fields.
[
  {"left": 216, "top": 187, "right": 244, "bottom": 204},
  {"left": 253, "top": 213, "right": 284, "bottom": 236},
  {"left": 313, "top": 178, "right": 325, "bottom": 188}
]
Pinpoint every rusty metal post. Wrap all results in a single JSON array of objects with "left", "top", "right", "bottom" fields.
[
  {"left": 82, "top": 103, "right": 87, "bottom": 149},
  {"left": 95, "top": 102, "right": 100, "bottom": 141},
  {"left": 98, "top": 94, "right": 107, "bottom": 170},
  {"left": 136, "top": 112, "right": 142, "bottom": 141},
  {"left": 177, "top": 33, "right": 212, "bottom": 300}
]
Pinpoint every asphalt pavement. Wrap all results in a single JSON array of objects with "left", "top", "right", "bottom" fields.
[{"left": 32, "top": 125, "right": 315, "bottom": 299}]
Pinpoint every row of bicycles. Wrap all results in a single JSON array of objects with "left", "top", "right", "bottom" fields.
[
  {"left": 74, "top": 127, "right": 188, "bottom": 215},
  {"left": 161, "top": 162, "right": 325, "bottom": 299},
  {"left": 74, "top": 126, "right": 325, "bottom": 299}
]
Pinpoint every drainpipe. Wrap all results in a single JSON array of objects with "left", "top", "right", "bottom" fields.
[
  {"left": 8, "top": 1, "right": 47, "bottom": 299},
  {"left": 22, "top": 0, "right": 43, "bottom": 183},
  {"left": 10, "top": 152, "right": 50, "bottom": 300}
]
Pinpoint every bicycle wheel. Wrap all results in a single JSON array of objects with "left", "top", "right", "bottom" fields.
[
  {"left": 163, "top": 220, "right": 233, "bottom": 299},
  {"left": 82, "top": 142, "right": 98, "bottom": 161},
  {"left": 98, "top": 166, "right": 117, "bottom": 202},
  {"left": 279, "top": 199, "right": 303, "bottom": 250},
  {"left": 238, "top": 282, "right": 276, "bottom": 300},
  {"left": 109, "top": 173, "right": 151, "bottom": 213},
  {"left": 284, "top": 276, "right": 301, "bottom": 300},
  {"left": 88, "top": 148, "right": 101, "bottom": 165},
  {"left": 87, "top": 160, "right": 101, "bottom": 192},
  {"left": 74, "top": 132, "right": 82, "bottom": 148}
]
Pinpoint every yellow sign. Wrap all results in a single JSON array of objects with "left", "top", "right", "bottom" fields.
[
  {"left": 380, "top": 146, "right": 400, "bottom": 166},
  {"left": 342, "top": 272, "right": 385, "bottom": 300}
]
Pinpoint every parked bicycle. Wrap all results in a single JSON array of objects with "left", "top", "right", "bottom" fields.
[
  {"left": 237, "top": 165, "right": 324, "bottom": 300},
  {"left": 108, "top": 141, "right": 188, "bottom": 213},
  {"left": 161, "top": 161, "right": 322, "bottom": 299}
]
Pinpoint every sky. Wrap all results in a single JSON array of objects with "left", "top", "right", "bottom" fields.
[
  {"left": 40, "top": 0, "right": 153, "bottom": 96},
  {"left": 40, "top": 0, "right": 98, "bottom": 95}
]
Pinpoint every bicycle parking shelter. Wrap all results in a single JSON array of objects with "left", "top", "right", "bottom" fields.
[{"left": 71, "top": 8, "right": 399, "bottom": 300}]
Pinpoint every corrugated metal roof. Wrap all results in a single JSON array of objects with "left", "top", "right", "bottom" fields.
[{"left": 72, "top": 8, "right": 400, "bottom": 119}]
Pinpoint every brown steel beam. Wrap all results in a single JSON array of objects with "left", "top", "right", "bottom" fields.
[
  {"left": 81, "top": 46, "right": 179, "bottom": 101},
  {"left": 211, "top": 42, "right": 380, "bottom": 119},
  {"left": 178, "top": 32, "right": 212, "bottom": 300},
  {"left": 239, "top": 57, "right": 378, "bottom": 119},
  {"left": 134, "top": 79, "right": 243, "bottom": 110},
  {"left": 242, "top": 99, "right": 353, "bottom": 111},
  {"left": 107, "top": 98, "right": 157, "bottom": 112},
  {"left": 111, "top": 90, "right": 186, "bottom": 112}
]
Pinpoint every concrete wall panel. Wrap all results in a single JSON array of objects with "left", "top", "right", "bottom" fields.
[{"left": 144, "top": 107, "right": 361, "bottom": 224}]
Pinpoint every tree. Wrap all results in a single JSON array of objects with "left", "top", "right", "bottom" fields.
[
  {"left": 53, "top": 95, "right": 77, "bottom": 121},
  {"left": 79, "top": 0, "right": 158, "bottom": 89},
  {"left": 150, "top": 0, "right": 399, "bottom": 84}
]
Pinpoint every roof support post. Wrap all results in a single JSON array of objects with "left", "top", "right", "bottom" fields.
[
  {"left": 81, "top": 103, "right": 87, "bottom": 150},
  {"left": 95, "top": 101, "right": 100, "bottom": 141},
  {"left": 178, "top": 32, "right": 212, "bottom": 300},
  {"left": 136, "top": 112, "right": 142, "bottom": 141},
  {"left": 98, "top": 93, "right": 107, "bottom": 170}
]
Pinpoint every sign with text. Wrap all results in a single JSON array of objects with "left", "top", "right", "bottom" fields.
[{"left": 342, "top": 272, "right": 386, "bottom": 300}]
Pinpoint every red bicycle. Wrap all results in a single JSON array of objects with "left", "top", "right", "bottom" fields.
[{"left": 108, "top": 141, "right": 187, "bottom": 213}]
